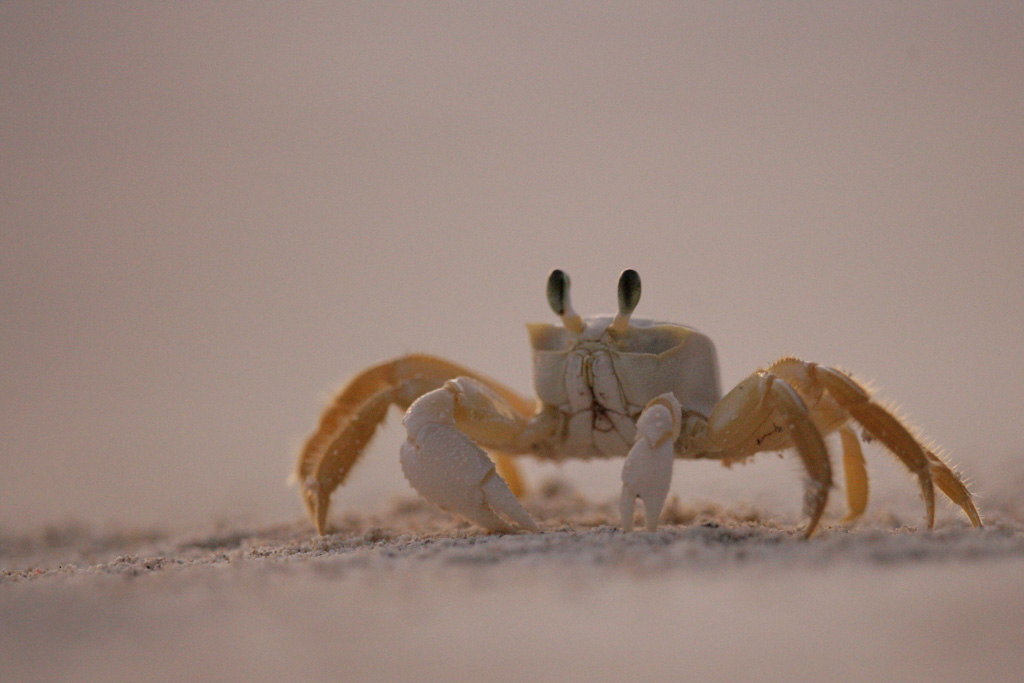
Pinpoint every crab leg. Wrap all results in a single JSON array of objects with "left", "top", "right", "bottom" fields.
[
  {"left": 769, "top": 379, "right": 834, "bottom": 537},
  {"left": 297, "top": 354, "right": 535, "bottom": 534},
  {"left": 400, "top": 378, "right": 539, "bottom": 532},
  {"left": 763, "top": 359, "right": 980, "bottom": 528},
  {"left": 621, "top": 394, "right": 682, "bottom": 532},
  {"left": 694, "top": 372, "right": 834, "bottom": 537},
  {"left": 925, "top": 449, "right": 983, "bottom": 527},
  {"left": 810, "top": 365, "right": 940, "bottom": 528},
  {"left": 839, "top": 425, "right": 869, "bottom": 523}
]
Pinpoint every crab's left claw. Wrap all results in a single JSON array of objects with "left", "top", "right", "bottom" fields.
[
  {"left": 621, "top": 394, "right": 682, "bottom": 532},
  {"left": 400, "top": 379, "right": 539, "bottom": 533}
]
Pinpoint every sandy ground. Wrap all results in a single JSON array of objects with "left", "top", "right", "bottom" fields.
[{"left": 3, "top": 480, "right": 1023, "bottom": 683}]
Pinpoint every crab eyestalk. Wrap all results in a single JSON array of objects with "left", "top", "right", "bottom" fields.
[
  {"left": 610, "top": 269, "right": 641, "bottom": 334},
  {"left": 547, "top": 269, "right": 585, "bottom": 333}
]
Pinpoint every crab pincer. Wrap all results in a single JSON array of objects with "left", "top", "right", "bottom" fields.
[
  {"left": 621, "top": 394, "right": 682, "bottom": 532},
  {"left": 400, "top": 379, "right": 539, "bottom": 533}
]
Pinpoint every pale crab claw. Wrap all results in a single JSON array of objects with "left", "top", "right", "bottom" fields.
[
  {"left": 620, "top": 393, "right": 682, "bottom": 532},
  {"left": 400, "top": 385, "right": 539, "bottom": 533}
]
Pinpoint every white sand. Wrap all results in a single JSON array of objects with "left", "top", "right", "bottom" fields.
[{"left": 4, "top": 482, "right": 1023, "bottom": 683}]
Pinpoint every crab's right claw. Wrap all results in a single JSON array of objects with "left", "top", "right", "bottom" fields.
[
  {"left": 621, "top": 394, "right": 682, "bottom": 532},
  {"left": 400, "top": 385, "right": 538, "bottom": 533}
]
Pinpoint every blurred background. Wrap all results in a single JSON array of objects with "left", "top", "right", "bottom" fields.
[{"left": 2, "top": 2, "right": 1022, "bottom": 533}]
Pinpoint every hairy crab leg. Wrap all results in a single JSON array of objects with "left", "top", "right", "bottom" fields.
[
  {"left": 297, "top": 354, "right": 535, "bottom": 534},
  {"left": 839, "top": 425, "right": 869, "bottom": 523},
  {"left": 767, "top": 378, "right": 834, "bottom": 538},
  {"left": 925, "top": 449, "right": 982, "bottom": 527},
  {"left": 810, "top": 365, "right": 940, "bottom": 529},
  {"left": 695, "top": 372, "right": 833, "bottom": 538}
]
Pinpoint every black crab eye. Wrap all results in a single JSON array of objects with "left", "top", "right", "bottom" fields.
[
  {"left": 546, "top": 269, "right": 570, "bottom": 316},
  {"left": 617, "top": 269, "right": 641, "bottom": 317}
]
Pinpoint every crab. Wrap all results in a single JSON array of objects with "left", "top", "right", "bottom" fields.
[{"left": 296, "top": 269, "right": 981, "bottom": 537}]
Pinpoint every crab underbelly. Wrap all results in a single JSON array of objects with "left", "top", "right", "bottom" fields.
[
  {"left": 551, "top": 349, "right": 639, "bottom": 459},
  {"left": 556, "top": 407, "right": 636, "bottom": 458}
]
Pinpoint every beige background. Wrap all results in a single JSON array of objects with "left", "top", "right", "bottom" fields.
[{"left": 2, "top": 2, "right": 1023, "bottom": 533}]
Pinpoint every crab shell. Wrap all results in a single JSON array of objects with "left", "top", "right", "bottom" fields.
[{"left": 526, "top": 315, "right": 721, "bottom": 458}]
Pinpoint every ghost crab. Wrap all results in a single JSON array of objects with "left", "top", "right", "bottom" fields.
[{"left": 297, "top": 270, "right": 981, "bottom": 537}]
